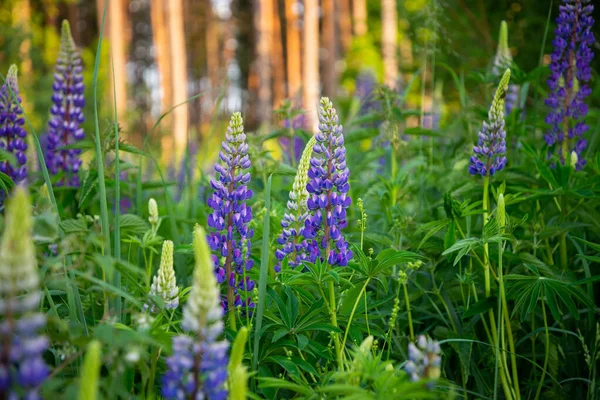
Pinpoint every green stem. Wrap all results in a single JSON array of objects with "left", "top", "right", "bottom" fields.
[
  {"left": 340, "top": 279, "right": 370, "bottom": 353},
  {"left": 559, "top": 231, "right": 568, "bottom": 270},
  {"left": 328, "top": 280, "right": 342, "bottom": 370},
  {"left": 403, "top": 282, "right": 414, "bottom": 341},
  {"left": 482, "top": 176, "right": 513, "bottom": 399},
  {"left": 534, "top": 302, "right": 550, "bottom": 400},
  {"left": 499, "top": 240, "right": 520, "bottom": 399}
]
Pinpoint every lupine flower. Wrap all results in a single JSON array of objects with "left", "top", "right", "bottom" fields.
[
  {"left": 492, "top": 21, "right": 519, "bottom": 115},
  {"left": 0, "top": 65, "right": 27, "bottom": 192},
  {"left": 423, "top": 82, "right": 443, "bottom": 132},
  {"left": 469, "top": 69, "right": 511, "bottom": 177},
  {"left": 149, "top": 240, "right": 179, "bottom": 310},
  {"left": 148, "top": 198, "right": 159, "bottom": 229},
  {"left": 302, "top": 98, "right": 353, "bottom": 267},
  {"left": 355, "top": 70, "right": 381, "bottom": 121},
  {"left": 404, "top": 335, "right": 442, "bottom": 385},
  {"left": 275, "top": 136, "right": 316, "bottom": 272},
  {"left": 44, "top": 20, "right": 86, "bottom": 186},
  {"left": 162, "top": 226, "right": 229, "bottom": 400},
  {"left": 0, "top": 187, "right": 49, "bottom": 399},
  {"left": 545, "top": 0, "right": 594, "bottom": 170},
  {"left": 206, "top": 112, "right": 254, "bottom": 312},
  {"left": 280, "top": 113, "right": 307, "bottom": 165}
]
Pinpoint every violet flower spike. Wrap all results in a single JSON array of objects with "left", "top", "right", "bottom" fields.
[
  {"left": 404, "top": 335, "right": 442, "bottom": 387},
  {"left": 162, "top": 226, "right": 228, "bottom": 400},
  {"left": 302, "top": 97, "right": 353, "bottom": 267},
  {"left": 469, "top": 69, "right": 510, "bottom": 177},
  {"left": 44, "top": 20, "right": 86, "bottom": 187},
  {"left": 275, "top": 136, "right": 316, "bottom": 272},
  {"left": 0, "top": 64, "right": 28, "bottom": 194},
  {"left": 492, "top": 21, "right": 519, "bottom": 115},
  {"left": 0, "top": 188, "right": 49, "bottom": 400},
  {"left": 544, "top": 0, "right": 594, "bottom": 170},
  {"left": 206, "top": 112, "right": 254, "bottom": 313}
]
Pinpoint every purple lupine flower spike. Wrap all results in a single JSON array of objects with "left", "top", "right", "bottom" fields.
[
  {"left": 162, "top": 226, "right": 229, "bottom": 400},
  {"left": 469, "top": 69, "right": 511, "bottom": 177},
  {"left": 0, "top": 188, "right": 49, "bottom": 399},
  {"left": 0, "top": 65, "right": 28, "bottom": 193},
  {"left": 206, "top": 112, "right": 254, "bottom": 314},
  {"left": 544, "top": 0, "right": 594, "bottom": 170},
  {"left": 275, "top": 136, "right": 316, "bottom": 272},
  {"left": 302, "top": 97, "right": 353, "bottom": 267},
  {"left": 492, "top": 21, "right": 519, "bottom": 115},
  {"left": 281, "top": 113, "right": 307, "bottom": 165},
  {"left": 355, "top": 70, "right": 381, "bottom": 122},
  {"left": 44, "top": 20, "right": 86, "bottom": 186}
]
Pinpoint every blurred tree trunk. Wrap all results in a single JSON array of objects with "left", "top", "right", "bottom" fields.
[
  {"left": 272, "top": 0, "right": 285, "bottom": 108},
  {"left": 322, "top": 0, "right": 336, "bottom": 98},
  {"left": 284, "top": 0, "right": 301, "bottom": 101},
  {"left": 108, "top": 0, "right": 128, "bottom": 117},
  {"left": 381, "top": 0, "right": 397, "bottom": 88},
  {"left": 167, "top": 0, "right": 189, "bottom": 162},
  {"left": 303, "top": 0, "right": 319, "bottom": 130},
  {"left": 338, "top": 0, "right": 352, "bottom": 52},
  {"left": 151, "top": 0, "right": 173, "bottom": 112},
  {"left": 12, "top": 0, "right": 32, "bottom": 75},
  {"left": 254, "top": 0, "right": 273, "bottom": 124},
  {"left": 205, "top": 6, "right": 220, "bottom": 110},
  {"left": 352, "top": 0, "right": 367, "bottom": 36}
]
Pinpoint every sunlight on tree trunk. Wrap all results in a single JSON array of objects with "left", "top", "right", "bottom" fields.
[
  {"left": 254, "top": 0, "right": 273, "bottom": 124},
  {"left": 381, "top": 0, "right": 397, "bottom": 89},
  {"left": 352, "top": 0, "right": 367, "bottom": 36},
  {"left": 339, "top": 0, "right": 352, "bottom": 53},
  {"left": 272, "top": 0, "right": 285, "bottom": 108},
  {"left": 284, "top": 0, "right": 301, "bottom": 102},
  {"left": 151, "top": 0, "right": 173, "bottom": 112},
  {"left": 109, "top": 0, "right": 128, "bottom": 120},
  {"left": 12, "top": 0, "right": 32, "bottom": 75},
  {"left": 322, "top": 0, "right": 336, "bottom": 98},
  {"left": 303, "top": 0, "right": 319, "bottom": 131},
  {"left": 167, "top": 0, "right": 189, "bottom": 162}
]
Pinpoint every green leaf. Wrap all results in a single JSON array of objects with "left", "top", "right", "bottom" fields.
[
  {"left": 462, "top": 296, "right": 497, "bottom": 318},
  {"left": 119, "top": 214, "right": 150, "bottom": 235}
]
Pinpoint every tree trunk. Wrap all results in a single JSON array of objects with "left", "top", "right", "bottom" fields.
[
  {"left": 303, "top": 0, "right": 319, "bottom": 131},
  {"left": 167, "top": 0, "right": 189, "bottom": 162},
  {"left": 272, "top": 0, "right": 285, "bottom": 108},
  {"left": 381, "top": 0, "right": 397, "bottom": 88},
  {"left": 12, "top": 0, "right": 32, "bottom": 75},
  {"left": 322, "top": 0, "right": 336, "bottom": 98},
  {"left": 352, "top": 0, "right": 367, "bottom": 36},
  {"left": 284, "top": 0, "right": 301, "bottom": 101},
  {"left": 338, "top": 0, "right": 352, "bottom": 52},
  {"left": 254, "top": 0, "right": 273, "bottom": 124},
  {"left": 150, "top": 0, "right": 173, "bottom": 111},
  {"left": 109, "top": 0, "right": 128, "bottom": 116}
]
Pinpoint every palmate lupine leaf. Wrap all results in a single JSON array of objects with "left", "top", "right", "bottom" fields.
[{"left": 504, "top": 265, "right": 594, "bottom": 321}]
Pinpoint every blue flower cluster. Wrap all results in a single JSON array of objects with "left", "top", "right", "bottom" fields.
[
  {"left": 162, "top": 226, "right": 229, "bottom": 400},
  {"left": 0, "top": 65, "right": 27, "bottom": 191},
  {"left": 206, "top": 112, "right": 254, "bottom": 310},
  {"left": 275, "top": 136, "right": 315, "bottom": 272},
  {"left": 302, "top": 98, "right": 353, "bottom": 267},
  {"left": 492, "top": 21, "right": 519, "bottom": 116},
  {"left": 469, "top": 69, "right": 510, "bottom": 177},
  {"left": 404, "top": 335, "right": 442, "bottom": 385},
  {"left": 544, "top": 0, "right": 594, "bottom": 170},
  {"left": 44, "top": 21, "right": 86, "bottom": 186},
  {"left": 0, "top": 188, "right": 49, "bottom": 400}
]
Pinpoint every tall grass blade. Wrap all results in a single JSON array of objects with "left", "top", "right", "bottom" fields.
[{"left": 253, "top": 174, "right": 272, "bottom": 371}]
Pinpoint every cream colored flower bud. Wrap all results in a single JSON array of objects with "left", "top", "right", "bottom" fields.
[{"left": 148, "top": 198, "right": 159, "bottom": 226}]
